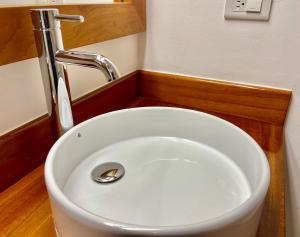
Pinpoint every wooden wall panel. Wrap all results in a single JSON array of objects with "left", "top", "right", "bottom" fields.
[
  {"left": 132, "top": 0, "right": 146, "bottom": 26},
  {"left": 0, "top": 1, "right": 146, "bottom": 65},
  {"left": 0, "top": 116, "right": 55, "bottom": 192},
  {"left": 73, "top": 71, "right": 139, "bottom": 124},
  {"left": 139, "top": 70, "right": 292, "bottom": 126}
]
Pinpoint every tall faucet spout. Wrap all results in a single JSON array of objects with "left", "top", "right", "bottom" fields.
[
  {"left": 56, "top": 50, "right": 120, "bottom": 82},
  {"left": 31, "top": 8, "right": 121, "bottom": 136}
]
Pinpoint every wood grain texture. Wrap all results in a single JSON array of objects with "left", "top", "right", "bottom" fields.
[
  {"left": 0, "top": 71, "right": 139, "bottom": 191},
  {"left": 0, "top": 70, "right": 288, "bottom": 237},
  {"left": 0, "top": 165, "right": 56, "bottom": 237},
  {"left": 0, "top": 98, "right": 286, "bottom": 237},
  {"left": 139, "top": 70, "right": 292, "bottom": 126},
  {"left": 257, "top": 147, "right": 286, "bottom": 237},
  {"left": 0, "top": 115, "right": 55, "bottom": 192},
  {"left": 0, "top": 1, "right": 146, "bottom": 65},
  {"left": 132, "top": 0, "right": 146, "bottom": 26},
  {"left": 114, "top": 0, "right": 146, "bottom": 24},
  {"left": 73, "top": 71, "right": 139, "bottom": 124}
]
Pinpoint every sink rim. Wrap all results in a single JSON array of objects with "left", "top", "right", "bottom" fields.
[{"left": 45, "top": 107, "right": 270, "bottom": 236}]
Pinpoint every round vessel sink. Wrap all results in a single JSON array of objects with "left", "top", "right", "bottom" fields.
[{"left": 45, "top": 107, "right": 270, "bottom": 237}]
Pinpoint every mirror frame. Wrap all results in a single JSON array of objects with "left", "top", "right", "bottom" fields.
[{"left": 0, "top": 0, "right": 146, "bottom": 65}]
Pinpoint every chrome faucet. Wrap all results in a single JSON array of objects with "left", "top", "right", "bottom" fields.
[{"left": 31, "top": 9, "right": 120, "bottom": 137}]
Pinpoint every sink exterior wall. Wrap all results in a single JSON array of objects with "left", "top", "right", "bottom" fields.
[{"left": 50, "top": 195, "right": 264, "bottom": 237}]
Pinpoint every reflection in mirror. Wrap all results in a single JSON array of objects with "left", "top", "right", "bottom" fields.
[{"left": 0, "top": 0, "right": 115, "bottom": 5}]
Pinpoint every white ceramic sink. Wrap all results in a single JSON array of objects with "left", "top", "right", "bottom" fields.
[{"left": 45, "top": 107, "right": 270, "bottom": 237}]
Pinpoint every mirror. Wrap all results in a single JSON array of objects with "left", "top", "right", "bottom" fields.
[{"left": 0, "top": 0, "right": 121, "bottom": 5}]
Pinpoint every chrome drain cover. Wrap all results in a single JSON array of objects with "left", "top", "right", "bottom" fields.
[{"left": 91, "top": 162, "right": 125, "bottom": 184}]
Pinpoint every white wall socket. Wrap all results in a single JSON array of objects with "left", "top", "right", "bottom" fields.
[
  {"left": 233, "top": 0, "right": 247, "bottom": 12},
  {"left": 224, "top": 0, "right": 273, "bottom": 21}
]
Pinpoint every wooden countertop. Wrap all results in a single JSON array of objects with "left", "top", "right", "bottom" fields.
[
  {"left": 0, "top": 105, "right": 285, "bottom": 237},
  {"left": 0, "top": 165, "right": 56, "bottom": 237},
  {"left": 0, "top": 148, "right": 285, "bottom": 237},
  {"left": 0, "top": 71, "right": 290, "bottom": 237}
]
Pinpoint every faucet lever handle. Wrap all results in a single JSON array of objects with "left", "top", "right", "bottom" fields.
[{"left": 55, "top": 14, "right": 84, "bottom": 23}]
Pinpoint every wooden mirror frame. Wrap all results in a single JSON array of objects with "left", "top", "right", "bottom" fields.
[{"left": 0, "top": 0, "right": 146, "bottom": 65}]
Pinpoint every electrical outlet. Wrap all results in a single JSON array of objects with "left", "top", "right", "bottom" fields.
[
  {"left": 224, "top": 0, "right": 273, "bottom": 21},
  {"left": 233, "top": 0, "right": 247, "bottom": 12}
]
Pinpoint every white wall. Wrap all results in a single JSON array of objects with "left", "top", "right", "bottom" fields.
[
  {"left": 0, "top": 0, "right": 113, "bottom": 5},
  {"left": 0, "top": 34, "right": 139, "bottom": 135},
  {"left": 140, "top": 1, "right": 300, "bottom": 236}
]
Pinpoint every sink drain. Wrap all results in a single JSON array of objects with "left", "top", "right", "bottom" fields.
[{"left": 91, "top": 162, "right": 125, "bottom": 184}]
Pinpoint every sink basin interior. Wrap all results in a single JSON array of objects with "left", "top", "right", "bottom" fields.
[
  {"left": 46, "top": 107, "right": 269, "bottom": 233},
  {"left": 64, "top": 136, "right": 251, "bottom": 226}
]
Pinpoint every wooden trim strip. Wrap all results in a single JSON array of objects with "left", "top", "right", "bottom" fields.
[
  {"left": 0, "top": 1, "right": 146, "bottom": 65},
  {"left": 0, "top": 71, "right": 139, "bottom": 191},
  {"left": 0, "top": 115, "right": 54, "bottom": 193},
  {"left": 138, "top": 70, "right": 292, "bottom": 125}
]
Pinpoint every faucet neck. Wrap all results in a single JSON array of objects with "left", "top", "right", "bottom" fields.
[
  {"left": 31, "top": 9, "right": 119, "bottom": 137},
  {"left": 31, "top": 9, "right": 84, "bottom": 137},
  {"left": 56, "top": 50, "right": 120, "bottom": 82}
]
